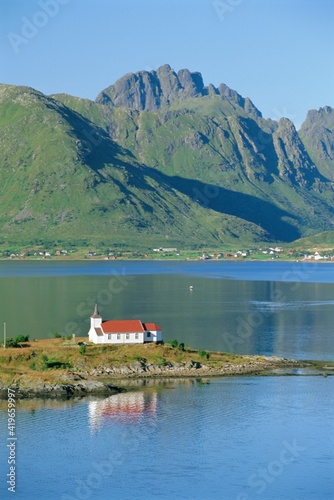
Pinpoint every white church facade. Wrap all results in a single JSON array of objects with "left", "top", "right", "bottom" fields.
[{"left": 88, "top": 305, "right": 163, "bottom": 344}]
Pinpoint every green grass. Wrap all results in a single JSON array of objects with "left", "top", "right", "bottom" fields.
[
  {"left": 0, "top": 83, "right": 333, "bottom": 250},
  {"left": 286, "top": 231, "right": 334, "bottom": 250},
  {"left": 0, "top": 337, "right": 305, "bottom": 387}
]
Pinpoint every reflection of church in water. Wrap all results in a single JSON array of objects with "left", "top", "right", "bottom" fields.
[{"left": 89, "top": 391, "right": 158, "bottom": 431}]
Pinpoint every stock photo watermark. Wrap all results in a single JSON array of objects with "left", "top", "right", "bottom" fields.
[
  {"left": 193, "top": 183, "right": 220, "bottom": 208},
  {"left": 81, "top": 126, "right": 103, "bottom": 158},
  {"left": 272, "top": 106, "right": 296, "bottom": 123},
  {"left": 213, "top": 0, "right": 243, "bottom": 22},
  {"left": 6, "top": 388, "right": 17, "bottom": 493},
  {"left": 61, "top": 451, "right": 124, "bottom": 500},
  {"left": 61, "top": 416, "right": 157, "bottom": 499},
  {"left": 50, "top": 268, "right": 135, "bottom": 339},
  {"left": 222, "top": 262, "right": 316, "bottom": 351},
  {"left": 8, "top": 0, "right": 71, "bottom": 54},
  {"left": 236, "top": 438, "right": 306, "bottom": 499}
]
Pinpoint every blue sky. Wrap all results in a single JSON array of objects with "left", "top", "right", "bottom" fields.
[{"left": 1, "top": 0, "right": 333, "bottom": 128}]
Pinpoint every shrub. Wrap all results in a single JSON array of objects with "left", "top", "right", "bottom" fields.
[
  {"left": 170, "top": 339, "right": 179, "bottom": 348},
  {"left": 5, "top": 335, "right": 29, "bottom": 348},
  {"left": 178, "top": 343, "right": 185, "bottom": 351},
  {"left": 5, "top": 338, "right": 18, "bottom": 348},
  {"left": 199, "top": 350, "right": 210, "bottom": 360},
  {"left": 53, "top": 333, "right": 62, "bottom": 339},
  {"left": 79, "top": 345, "right": 86, "bottom": 355},
  {"left": 16, "top": 335, "right": 29, "bottom": 343},
  {"left": 38, "top": 354, "right": 71, "bottom": 370},
  {"left": 44, "top": 360, "right": 71, "bottom": 369}
]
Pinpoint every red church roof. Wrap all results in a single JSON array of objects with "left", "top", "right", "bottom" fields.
[
  {"left": 101, "top": 320, "right": 162, "bottom": 334},
  {"left": 102, "top": 320, "right": 144, "bottom": 333},
  {"left": 143, "top": 323, "right": 162, "bottom": 331}
]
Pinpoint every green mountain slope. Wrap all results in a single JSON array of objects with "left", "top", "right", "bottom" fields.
[
  {"left": 55, "top": 70, "right": 334, "bottom": 240},
  {"left": 288, "top": 231, "right": 334, "bottom": 249},
  {"left": 1, "top": 65, "right": 334, "bottom": 249},
  {"left": 0, "top": 84, "right": 269, "bottom": 248}
]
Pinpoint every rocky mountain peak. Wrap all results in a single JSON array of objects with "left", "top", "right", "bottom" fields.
[
  {"left": 299, "top": 105, "right": 334, "bottom": 179},
  {"left": 273, "top": 117, "right": 321, "bottom": 185},
  {"left": 177, "top": 68, "right": 205, "bottom": 96},
  {"left": 302, "top": 105, "right": 333, "bottom": 126},
  {"left": 95, "top": 65, "right": 261, "bottom": 117}
]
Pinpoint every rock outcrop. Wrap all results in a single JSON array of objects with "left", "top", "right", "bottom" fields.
[
  {"left": 299, "top": 106, "right": 334, "bottom": 180},
  {"left": 0, "top": 380, "right": 122, "bottom": 399},
  {"left": 96, "top": 64, "right": 261, "bottom": 117},
  {"left": 0, "top": 356, "right": 320, "bottom": 399},
  {"left": 273, "top": 118, "right": 320, "bottom": 185},
  {"left": 82, "top": 356, "right": 301, "bottom": 379}
]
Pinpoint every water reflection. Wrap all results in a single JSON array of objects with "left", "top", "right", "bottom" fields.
[
  {"left": 0, "top": 262, "right": 333, "bottom": 359},
  {"left": 89, "top": 391, "right": 157, "bottom": 431}
]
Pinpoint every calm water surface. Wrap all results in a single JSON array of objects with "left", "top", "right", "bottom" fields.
[
  {"left": 0, "top": 376, "right": 333, "bottom": 499},
  {"left": 0, "top": 261, "right": 333, "bottom": 499},
  {"left": 0, "top": 261, "right": 333, "bottom": 359}
]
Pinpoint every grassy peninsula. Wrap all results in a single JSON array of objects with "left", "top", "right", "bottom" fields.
[{"left": 0, "top": 338, "right": 332, "bottom": 399}]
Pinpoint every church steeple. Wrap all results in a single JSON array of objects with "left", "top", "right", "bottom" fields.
[
  {"left": 90, "top": 304, "right": 102, "bottom": 329},
  {"left": 91, "top": 304, "right": 101, "bottom": 318}
]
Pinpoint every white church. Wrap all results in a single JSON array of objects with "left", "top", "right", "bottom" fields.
[{"left": 88, "top": 305, "right": 163, "bottom": 345}]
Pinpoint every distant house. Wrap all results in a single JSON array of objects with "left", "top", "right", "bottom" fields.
[
  {"left": 88, "top": 305, "right": 163, "bottom": 344},
  {"left": 153, "top": 247, "right": 177, "bottom": 252}
]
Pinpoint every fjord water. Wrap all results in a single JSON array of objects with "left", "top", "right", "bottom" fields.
[
  {"left": 0, "top": 377, "right": 333, "bottom": 499},
  {"left": 0, "top": 261, "right": 333, "bottom": 499},
  {"left": 0, "top": 260, "right": 333, "bottom": 359}
]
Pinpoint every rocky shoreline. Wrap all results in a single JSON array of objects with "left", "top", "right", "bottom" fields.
[
  {"left": 0, "top": 355, "right": 319, "bottom": 399},
  {"left": 0, "top": 380, "right": 123, "bottom": 399},
  {"left": 85, "top": 355, "right": 304, "bottom": 378}
]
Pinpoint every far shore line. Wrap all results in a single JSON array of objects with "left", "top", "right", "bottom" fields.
[{"left": 0, "top": 256, "right": 333, "bottom": 264}]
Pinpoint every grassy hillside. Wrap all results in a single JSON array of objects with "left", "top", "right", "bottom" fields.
[
  {"left": 0, "top": 85, "right": 268, "bottom": 248},
  {"left": 1, "top": 73, "right": 334, "bottom": 249},
  {"left": 287, "top": 231, "right": 334, "bottom": 250},
  {"left": 55, "top": 91, "right": 334, "bottom": 241}
]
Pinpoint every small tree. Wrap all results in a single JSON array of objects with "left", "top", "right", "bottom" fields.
[
  {"left": 16, "top": 335, "right": 29, "bottom": 343},
  {"left": 5, "top": 335, "right": 29, "bottom": 348},
  {"left": 5, "top": 338, "right": 18, "bottom": 348},
  {"left": 79, "top": 345, "right": 86, "bottom": 355}
]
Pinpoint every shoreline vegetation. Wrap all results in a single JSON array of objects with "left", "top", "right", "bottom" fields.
[
  {"left": 1, "top": 250, "right": 334, "bottom": 263},
  {"left": 0, "top": 338, "right": 333, "bottom": 399},
  {"left": 1, "top": 241, "right": 334, "bottom": 263}
]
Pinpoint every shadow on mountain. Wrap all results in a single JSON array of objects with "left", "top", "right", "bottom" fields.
[
  {"left": 153, "top": 174, "right": 301, "bottom": 242},
  {"left": 69, "top": 116, "right": 301, "bottom": 242}
]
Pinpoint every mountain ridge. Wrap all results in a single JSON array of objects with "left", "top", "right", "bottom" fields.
[
  {"left": 1, "top": 66, "right": 333, "bottom": 249},
  {"left": 95, "top": 64, "right": 262, "bottom": 118}
]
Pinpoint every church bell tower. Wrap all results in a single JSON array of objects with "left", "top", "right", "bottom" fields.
[{"left": 90, "top": 304, "right": 102, "bottom": 329}]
